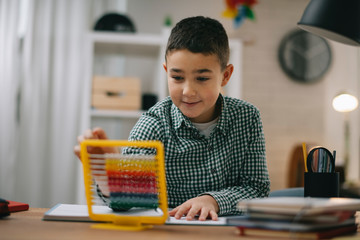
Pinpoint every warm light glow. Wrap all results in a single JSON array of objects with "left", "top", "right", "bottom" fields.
[{"left": 332, "top": 93, "right": 358, "bottom": 112}]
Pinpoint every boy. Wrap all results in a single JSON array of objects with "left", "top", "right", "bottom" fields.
[{"left": 74, "top": 16, "right": 270, "bottom": 221}]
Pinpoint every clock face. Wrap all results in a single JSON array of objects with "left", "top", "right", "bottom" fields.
[{"left": 278, "top": 30, "right": 332, "bottom": 83}]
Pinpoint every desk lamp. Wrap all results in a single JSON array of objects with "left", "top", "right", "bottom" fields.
[
  {"left": 297, "top": 0, "right": 360, "bottom": 46},
  {"left": 332, "top": 93, "right": 358, "bottom": 179}
]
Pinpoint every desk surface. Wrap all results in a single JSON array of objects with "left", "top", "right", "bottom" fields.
[{"left": 0, "top": 208, "right": 241, "bottom": 240}]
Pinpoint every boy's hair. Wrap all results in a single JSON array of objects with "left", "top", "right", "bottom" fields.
[{"left": 165, "top": 16, "right": 230, "bottom": 71}]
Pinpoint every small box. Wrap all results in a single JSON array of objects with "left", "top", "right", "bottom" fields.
[{"left": 92, "top": 76, "right": 141, "bottom": 110}]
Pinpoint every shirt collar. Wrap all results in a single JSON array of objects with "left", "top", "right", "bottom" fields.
[
  {"left": 171, "top": 94, "right": 229, "bottom": 136},
  {"left": 171, "top": 104, "right": 193, "bottom": 130}
]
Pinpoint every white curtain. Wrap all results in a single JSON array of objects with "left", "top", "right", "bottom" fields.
[
  {"left": 0, "top": 0, "right": 21, "bottom": 200},
  {"left": 0, "top": 0, "right": 90, "bottom": 207}
]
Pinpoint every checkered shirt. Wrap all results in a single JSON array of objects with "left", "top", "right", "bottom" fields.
[{"left": 128, "top": 95, "right": 270, "bottom": 215}]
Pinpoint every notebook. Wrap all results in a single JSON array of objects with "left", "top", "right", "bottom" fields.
[{"left": 43, "top": 203, "right": 230, "bottom": 226}]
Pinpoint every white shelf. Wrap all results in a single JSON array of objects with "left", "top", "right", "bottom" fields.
[
  {"left": 91, "top": 109, "right": 144, "bottom": 119},
  {"left": 89, "top": 32, "right": 167, "bottom": 45},
  {"left": 90, "top": 32, "right": 168, "bottom": 56}
]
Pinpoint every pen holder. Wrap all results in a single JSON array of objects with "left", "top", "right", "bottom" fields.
[{"left": 304, "top": 172, "right": 339, "bottom": 198}]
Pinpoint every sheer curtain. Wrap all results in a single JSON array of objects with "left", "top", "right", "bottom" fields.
[
  {"left": 0, "top": 0, "right": 21, "bottom": 200},
  {"left": 0, "top": 0, "right": 91, "bottom": 207}
]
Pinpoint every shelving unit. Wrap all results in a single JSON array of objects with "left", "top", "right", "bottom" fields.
[
  {"left": 81, "top": 31, "right": 242, "bottom": 140},
  {"left": 91, "top": 109, "right": 145, "bottom": 118}
]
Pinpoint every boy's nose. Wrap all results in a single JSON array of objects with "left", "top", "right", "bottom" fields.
[{"left": 183, "top": 82, "right": 197, "bottom": 96}]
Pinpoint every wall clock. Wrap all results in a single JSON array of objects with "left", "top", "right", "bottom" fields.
[{"left": 278, "top": 29, "right": 332, "bottom": 83}]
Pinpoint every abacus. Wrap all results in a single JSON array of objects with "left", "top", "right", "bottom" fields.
[{"left": 81, "top": 140, "right": 168, "bottom": 231}]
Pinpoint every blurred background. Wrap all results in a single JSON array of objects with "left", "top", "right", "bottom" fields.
[{"left": 0, "top": 0, "right": 359, "bottom": 208}]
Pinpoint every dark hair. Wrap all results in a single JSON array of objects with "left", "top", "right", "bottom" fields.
[{"left": 165, "top": 16, "right": 229, "bottom": 71}]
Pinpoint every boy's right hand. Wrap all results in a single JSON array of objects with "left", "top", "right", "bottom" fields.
[
  {"left": 73, "top": 127, "right": 114, "bottom": 161},
  {"left": 74, "top": 127, "right": 115, "bottom": 197}
]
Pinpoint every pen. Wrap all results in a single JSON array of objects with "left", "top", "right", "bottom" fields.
[{"left": 319, "top": 148, "right": 324, "bottom": 172}]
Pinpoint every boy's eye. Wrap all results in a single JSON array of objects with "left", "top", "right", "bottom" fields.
[
  {"left": 197, "top": 77, "right": 210, "bottom": 81},
  {"left": 171, "top": 76, "right": 183, "bottom": 81}
]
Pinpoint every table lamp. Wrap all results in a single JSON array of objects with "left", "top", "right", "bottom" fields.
[
  {"left": 297, "top": 0, "right": 360, "bottom": 46},
  {"left": 332, "top": 93, "right": 359, "bottom": 179},
  {"left": 298, "top": 0, "right": 359, "bottom": 179}
]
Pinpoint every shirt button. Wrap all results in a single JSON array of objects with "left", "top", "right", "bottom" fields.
[
  {"left": 208, "top": 145, "right": 213, "bottom": 151},
  {"left": 211, "top": 168, "right": 217, "bottom": 174},
  {"left": 193, "top": 133, "right": 200, "bottom": 138}
]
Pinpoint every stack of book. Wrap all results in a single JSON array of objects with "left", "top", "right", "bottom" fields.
[{"left": 227, "top": 197, "right": 360, "bottom": 239}]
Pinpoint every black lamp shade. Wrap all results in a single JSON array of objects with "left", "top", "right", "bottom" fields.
[{"left": 298, "top": 0, "right": 360, "bottom": 46}]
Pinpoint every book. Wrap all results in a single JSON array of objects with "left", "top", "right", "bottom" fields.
[
  {"left": 237, "top": 197, "right": 360, "bottom": 216},
  {"left": 229, "top": 197, "right": 360, "bottom": 238},
  {"left": 227, "top": 215, "right": 356, "bottom": 232},
  {"left": 7, "top": 200, "right": 29, "bottom": 212},
  {"left": 236, "top": 224, "right": 357, "bottom": 239},
  {"left": 43, "top": 203, "right": 229, "bottom": 225},
  {"left": 247, "top": 210, "right": 355, "bottom": 224}
]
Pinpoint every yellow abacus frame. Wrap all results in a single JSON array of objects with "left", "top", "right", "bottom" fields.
[{"left": 81, "top": 140, "right": 168, "bottom": 231}]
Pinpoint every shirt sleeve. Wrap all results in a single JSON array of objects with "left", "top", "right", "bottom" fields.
[
  {"left": 200, "top": 109, "right": 270, "bottom": 216},
  {"left": 128, "top": 114, "right": 164, "bottom": 141}
]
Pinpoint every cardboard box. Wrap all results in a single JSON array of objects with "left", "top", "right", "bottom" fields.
[{"left": 92, "top": 76, "right": 141, "bottom": 110}]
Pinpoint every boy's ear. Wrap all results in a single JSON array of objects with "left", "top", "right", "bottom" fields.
[
  {"left": 221, "top": 64, "right": 234, "bottom": 87},
  {"left": 163, "top": 62, "right": 167, "bottom": 72}
]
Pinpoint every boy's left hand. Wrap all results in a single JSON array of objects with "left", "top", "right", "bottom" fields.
[{"left": 169, "top": 195, "right": 219, "bottom": 221}]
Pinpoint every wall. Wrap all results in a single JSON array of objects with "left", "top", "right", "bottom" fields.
[
  {"left": 121, "top": 0, "right": 359, "bottom": 190},
  {"left": 229, "top": 0, "right": 360, "bottom": 188},
  {"left": 324, "top": 43, "right": 359, "bottom": 182},
  {"left": 232, "top": 0, "right": 325, "bottom": 189}
]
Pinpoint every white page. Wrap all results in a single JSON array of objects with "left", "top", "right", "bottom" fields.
[
  {"left": 166, "top": 216, "right": 227, "bottom": 225},
  {"left": 43, "top": 204, "right": 229, "bottom": 225}
]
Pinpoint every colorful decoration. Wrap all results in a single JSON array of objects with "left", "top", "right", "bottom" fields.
[{"left": 223, "top": 0, "right": 258, "bottom": 28}]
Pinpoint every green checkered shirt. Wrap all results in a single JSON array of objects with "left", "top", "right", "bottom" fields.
[{"left": 129, "top": 95, "right": 270, "bottom": 215}]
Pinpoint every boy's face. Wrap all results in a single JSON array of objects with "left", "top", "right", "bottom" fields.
[{"left": 164, "top": 49, "right": 233, "bottom": 123}]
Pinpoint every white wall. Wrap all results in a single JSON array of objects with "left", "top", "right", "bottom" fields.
[
  {"left": 229, "top": 0, "right": 360, "bottom": 188},
  {"left": 324, "top": 43, "right": 360, "bottom": 181}
]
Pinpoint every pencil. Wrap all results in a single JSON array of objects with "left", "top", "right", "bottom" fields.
[
  {"left": 332, "top": 150, "right": 336, "bottom": 172},
  {"left": 302, "top": 142, "right": 308, "bottom": 172}
]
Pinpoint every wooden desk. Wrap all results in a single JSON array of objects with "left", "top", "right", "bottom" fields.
[{"left": 0, "top": 208, "right": 240, "bottom": 240}]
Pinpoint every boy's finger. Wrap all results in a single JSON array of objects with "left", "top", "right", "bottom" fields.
[
  {"left": 84, "top": 129, "right": 95, "bottom": 139},
  {"left": 74, "top": 145, "right": 81, "bottom": 159},
  {"left": 174, "top": 205, "right": 190, "bottom": 219},
  {"left": 93, "top": 127, "right": 108, "bottom": 139},
  {"left": 209, "top": 210, "right": 218, "bottom": 221},
  {"left": 77, "top": 135, "right": 85, "bottom": 144},
  {"left": 198, "top": 208, "right": 209, "bottom": 221},
  {"left": 168, "top": 207, "right": 179, "bottom": 216},
  {"left": 186, "top": 206, "right": 200, "bottom": 220}
]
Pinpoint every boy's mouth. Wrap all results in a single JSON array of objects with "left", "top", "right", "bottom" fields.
[{"left": 183, "top": 101, "right": 200, "bottom": 107}]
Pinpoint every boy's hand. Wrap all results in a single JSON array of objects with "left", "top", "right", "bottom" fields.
[
  {"left": 169, "top": 195, "right": 219, "bottom": 221},
  {"left": 74, "top": 127, "right": 116, "bottom": 196},
  {"left": 73, "top": 127, "right": 115, "bottom": 160}
]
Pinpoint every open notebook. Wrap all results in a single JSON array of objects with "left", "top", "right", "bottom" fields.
[{"left": 43, "top": 204, "right": 231, "bottom": 226}]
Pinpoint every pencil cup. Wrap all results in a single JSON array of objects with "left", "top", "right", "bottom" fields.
[{"left": 304, "top": 172, "right": 339, "bottom": 198}]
